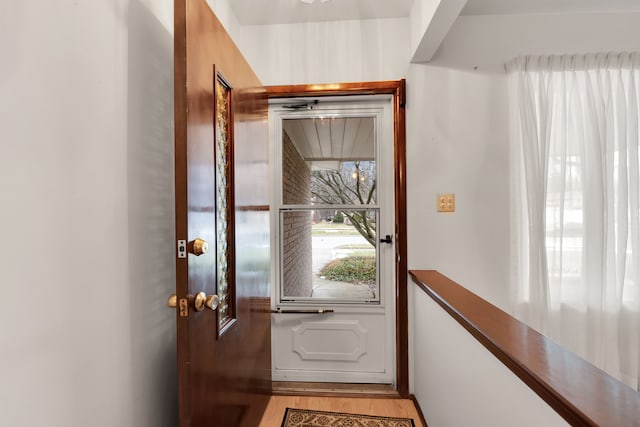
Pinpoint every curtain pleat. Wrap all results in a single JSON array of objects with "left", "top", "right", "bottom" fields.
[{"left": 507, "top": 52, "right": 640, "bottom": 390}]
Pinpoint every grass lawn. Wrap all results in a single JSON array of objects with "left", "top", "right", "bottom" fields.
[{"left": 319, "top": 256, "right": 376, "bottom": 284}]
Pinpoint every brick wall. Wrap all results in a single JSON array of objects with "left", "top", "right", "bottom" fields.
[{"left": 282, "top": 131, "right": 313, "bottom": 297}]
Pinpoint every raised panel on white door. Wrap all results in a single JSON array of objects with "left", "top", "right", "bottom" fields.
[
  {"left": 292, "top": 320, "right": 367, "bottom": 361},
  {"left": 273, "top": 313, "right": 390, "bottom": 382}
]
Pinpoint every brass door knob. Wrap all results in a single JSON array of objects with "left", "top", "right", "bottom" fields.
[
  {"left": 205, "top": 294, "right": 219, "bottom": 310},
  {"left": 167, "top": 293, "right": 177, "bottom": 308},
  {"left": 194, "top": 291, "right": 219, "bottom": 311},
  {"left": 190, "top": 238, "right": 209, "bottom": 256}
]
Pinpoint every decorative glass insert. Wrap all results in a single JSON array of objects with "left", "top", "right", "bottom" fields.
[{"left": 214, "top": 70, "right": 235, "bottom": 334}]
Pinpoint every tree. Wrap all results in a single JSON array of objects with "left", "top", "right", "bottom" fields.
[{"left": 310, "top": 161, "right": 377, "bottom": 246}]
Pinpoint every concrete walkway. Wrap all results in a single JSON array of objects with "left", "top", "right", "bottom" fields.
[{"left": 311, "top": 276, "right": 374, "bottom": 299}]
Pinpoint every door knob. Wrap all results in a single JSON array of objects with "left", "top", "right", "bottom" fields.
[
  {"left": 167, "top": 293, "right": 177, "bottom": 308},
  {"left": 189, "top": 238, "right": 209, "bottom": 256},
  {"left": 194, "top": 291, "right": 219, "bottom": 311}
]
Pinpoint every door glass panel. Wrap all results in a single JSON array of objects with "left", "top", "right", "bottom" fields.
[
  {"left": 215, "top": 72, "right": 235, "bottom": 334},
  {"left": 282, "top": 117, "right": 376, "bottom": 206},
  {"left": 280, "top": 209, "right": 379, "bottom": 302},
  {"left": 278, "top": 112, "right": 382, "bottom": 304}
]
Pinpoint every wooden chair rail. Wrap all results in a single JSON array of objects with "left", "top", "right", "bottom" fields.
[{"left": 410, "top": 270, "right": 640, "bottom": 427}]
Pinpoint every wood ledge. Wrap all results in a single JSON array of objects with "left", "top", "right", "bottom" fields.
[{"left": 409, "top": 270, "right": 640, "bottom": 427}]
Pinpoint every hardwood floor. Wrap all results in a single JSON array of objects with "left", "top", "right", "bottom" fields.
[{"left": 258, "top": 395, "right": 425, "bottom": 426}]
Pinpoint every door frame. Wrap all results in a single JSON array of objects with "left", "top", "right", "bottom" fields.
[{"left": 265, "top": 81, "right": 408, "bottom": 397}]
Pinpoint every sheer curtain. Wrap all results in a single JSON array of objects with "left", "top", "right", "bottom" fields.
[{"left": 508, "top": 53, "right": 640, "bottom": 390}]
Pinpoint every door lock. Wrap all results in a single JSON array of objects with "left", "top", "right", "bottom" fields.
[
  {"left": 167, "top": 293, "right": 189, "bottom": 317},
  {"left": 177, "top": 240, "right": 187, "bottom": 258},
  {"left": 379, "top": 234, "right": 393, "bottom": 244},
  {"left": 194, "top": 292, "right": 219, "bottom": 311},
  {"left": 189, "top": 238, "right": 209, "bottom": 256}
]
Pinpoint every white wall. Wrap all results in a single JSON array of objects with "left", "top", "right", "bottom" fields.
[
  {"left": 0, "top": 1, "right": 176, "bottom": 426},
  {"left": 405, "top": 64, "right": 511, "bottom": 309},
  {"left": 412, "top": 288, "right": 569, "bottom": 427},
  {"left": 128, "top": 1, "right": 177, "bottom": 426},
  {"left": 239, "top": 18, "right": 411, "bottom": 85}
]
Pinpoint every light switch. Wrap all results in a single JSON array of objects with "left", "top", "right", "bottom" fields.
[{"left": 437, "top": 194, "right": 455, "bottom": 212}]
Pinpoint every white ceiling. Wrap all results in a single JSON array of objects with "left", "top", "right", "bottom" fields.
[
  {"left": 230, "top": 0, "right": 640, "bottom": 26},
  {"left": 228, "top": 0, "right": 413, "bottom": 25}
]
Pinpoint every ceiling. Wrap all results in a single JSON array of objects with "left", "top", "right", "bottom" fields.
[
  {"left": 229, "top": 0, "right": 640, "bottom": 26},
  {"left": 283, "top": 117, "right": 375, "bottom": 162}
]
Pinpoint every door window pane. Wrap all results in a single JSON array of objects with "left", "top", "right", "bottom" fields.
[
  {"left": 280, "top": 209, "right": 378, "bottom": 302},
  {"left": 282, "top": 117, "right": 376, "bottom": 205}
]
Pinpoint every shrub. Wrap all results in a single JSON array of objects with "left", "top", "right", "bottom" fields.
[
  {"left": 333, "top": 211, "right": 344, "bottom": 223},
  {"left": 319, "top": 256, "right": 375, "bottom": 284}
]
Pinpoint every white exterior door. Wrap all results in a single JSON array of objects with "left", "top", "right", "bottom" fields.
[{"left": 269, "top": 96, "right": 396, "bottom": 384}]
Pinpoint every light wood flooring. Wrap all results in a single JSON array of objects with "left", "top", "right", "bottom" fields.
[{"left": 258, "top": 395, "right": 425, "bottom": 426}]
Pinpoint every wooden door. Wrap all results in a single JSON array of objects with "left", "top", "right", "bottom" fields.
[{"left": 173, "top": 1, "right": 271, "bottom": 426}]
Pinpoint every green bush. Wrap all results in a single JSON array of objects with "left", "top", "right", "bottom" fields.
[
  {"left": 319, "top": 256, "right": 375, "bottom": 284},
  {"left": 333, "top": 211, "right": 344, "bottom": 223}
]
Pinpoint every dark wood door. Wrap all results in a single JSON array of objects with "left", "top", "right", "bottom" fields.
[{"left": 173, "top": 1, "right": 271, "bottom": 426}]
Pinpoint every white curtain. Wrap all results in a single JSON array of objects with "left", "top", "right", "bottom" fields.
[{"left": 508, "top": 53, "right": 640, "bottom": 390}]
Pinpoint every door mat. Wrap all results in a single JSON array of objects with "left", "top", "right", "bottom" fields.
[{"left": 281, "top": 408, "right": 415, "bottom": 427}]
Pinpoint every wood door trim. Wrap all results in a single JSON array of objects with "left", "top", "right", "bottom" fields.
[
  {"left": 265, "top": 81, "right": 409, "bottom": 397},
  {"left": 393, "top": 79, "right": 408, "bottom": 397},
  {"left": 266, "top": 81, "right": 405, "bottom": 103},
  {"left": 173, "top": 1, "right": 190, "bottom": 424}
]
